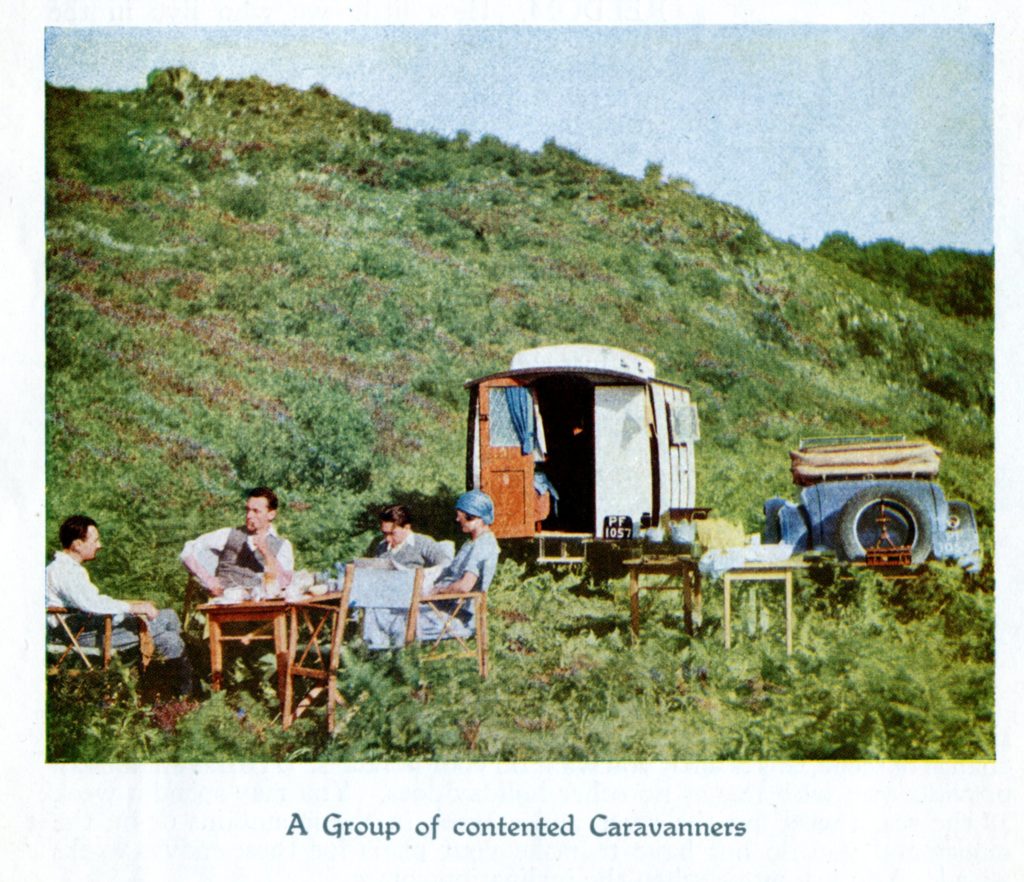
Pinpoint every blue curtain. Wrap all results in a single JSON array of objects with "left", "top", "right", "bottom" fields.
[{"left": 505, "top": 387, "right": 534, "bottom": 455}]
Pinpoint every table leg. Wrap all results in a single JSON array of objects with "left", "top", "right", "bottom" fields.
[
  {"left": 208, "top": 617, "right": 223, "bottom": 692},
  {"left": 326, "top": 617, "right": 339, "bottom": 736},
  {"left": 693, "top": 568, "right": 703, "bottom": 626},
  {"left": 682, "top": 567, "right": 694, "bottom": 636},
  {"left": 282, "top": 609, "right": 296, "bottom": 729},
  {"left": 785, "top": 572, "right": 793, "bottom": 656},
  {"left": 723, "top": 574, "right": 732, "bottom": 650},
  {"left": 629, "top": 570, "right": 640, "bottom": 639},
  {"left": 274, "top": 611, "right": 289, "bottom": 710}
]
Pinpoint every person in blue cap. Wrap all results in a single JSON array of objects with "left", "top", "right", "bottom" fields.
[
  {"left": 429, "top": 490, "right": 500, "bottom": 596},
  {"left": 413, "top": 490, "right": 501, "bottom": 644}
]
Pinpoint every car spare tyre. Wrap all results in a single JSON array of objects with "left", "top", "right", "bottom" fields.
[{"left": 837, "top": 483, "right": 934, "bottom": 565}]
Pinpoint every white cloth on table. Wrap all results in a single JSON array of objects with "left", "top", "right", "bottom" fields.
[{"left": 698, "top": 542, "right": 795, "bottom": 579}]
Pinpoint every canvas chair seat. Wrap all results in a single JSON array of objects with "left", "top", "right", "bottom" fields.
[{"left": 47, "top": 606, "right": 154, "bottom": 672}]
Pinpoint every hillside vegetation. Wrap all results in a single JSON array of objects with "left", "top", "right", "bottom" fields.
[{"left": 45, "top": 69, "right": 994, "bottom": 761}]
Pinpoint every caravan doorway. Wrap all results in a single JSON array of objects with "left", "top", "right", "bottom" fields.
[{"left": 532, "top": 375, "right": 595, "bottom": 534}]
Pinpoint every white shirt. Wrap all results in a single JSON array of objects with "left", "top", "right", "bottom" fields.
[
  {"left": 46, "top": 551, "right": 130, "bottom": 625},
  {"left": 179, "top": 526, "right": 294, "bottom": 589}
]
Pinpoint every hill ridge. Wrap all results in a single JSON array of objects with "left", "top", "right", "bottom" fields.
[{"left": 46, "top": 68, "right": 992, "bottom": 584}]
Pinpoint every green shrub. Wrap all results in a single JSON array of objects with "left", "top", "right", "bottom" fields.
[
  {"left": 221, "top": 184, "right": 269, "bottom": 220},
  {"left": 230, "top": 378, "right": 374, "bottom": 492},
  {"left": 353, "top": 247, "right": 406, "bottom": 280},
  {"left": 652, "top": 249, "right": 683, "bottom": 285}
]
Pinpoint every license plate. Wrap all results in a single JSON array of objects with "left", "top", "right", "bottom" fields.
[{"left": 603, "top": 515, "right": 633, "bottom": 540}]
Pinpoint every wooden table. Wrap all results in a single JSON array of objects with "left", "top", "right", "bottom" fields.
[
  {"left": 197, "top": 598, "right": 292, "bottom": 702},
  {"left": 622, "top": 556, "right": 702, "bottom": 638},
  {"left": 722, "top": 562, "right": 804, "bottom": 655},
  {"left": 281, "top": 592, "right": 350, "bottom": 731},
  {"left": 198, "top": 593, "right": 350, "bottom": 725}
]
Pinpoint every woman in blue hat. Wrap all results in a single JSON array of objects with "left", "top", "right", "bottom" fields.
[
  {"left": 409, "top": 490, "right": 500, "bottom": 644},
  {"left": 429, "top": 490, "right": 500, "bottom": 597}
]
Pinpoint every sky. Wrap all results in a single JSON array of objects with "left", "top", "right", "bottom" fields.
[{"left": 42, "top": 24, "right": 994, "bottom": 252}]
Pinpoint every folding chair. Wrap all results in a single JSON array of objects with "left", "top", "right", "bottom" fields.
[
  {"left": 405, "top": 583, "right": 489, "bottom": 679},
  {"left": 47, "top": 607, "right": 154, "bottom": 672},
  {"left": 343, "top": 563, "right": 487, "bottom": 676},
  {"left": 282, "top": 575, "right": 354, "bottom": 733},
  {"left": 182, "top": 575, "right": 203, "bottom": 630}
]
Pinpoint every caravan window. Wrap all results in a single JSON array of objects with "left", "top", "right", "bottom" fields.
[
  {"left": 488, "top": 387, "right": 535, "bottom": 451},
  {"left": 667, "top": 400, "right": 700, "bottom": 446}
]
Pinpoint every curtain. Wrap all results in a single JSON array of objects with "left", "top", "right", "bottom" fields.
[{"left": 505, "top": 386, "right": 534, "bottom": 455}]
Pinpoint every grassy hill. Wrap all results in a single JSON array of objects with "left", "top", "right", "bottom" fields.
[{"left": 45, "top": 69, "right": 994, "bottom": 761}]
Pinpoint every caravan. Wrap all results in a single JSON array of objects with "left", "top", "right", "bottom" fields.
[{"left": 465, "top": 344, "right": 703, "bottom": 547}]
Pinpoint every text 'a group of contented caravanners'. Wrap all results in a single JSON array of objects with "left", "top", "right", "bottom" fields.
[{"left": 287, "top": 812, "right": 748, "bottom": 841}]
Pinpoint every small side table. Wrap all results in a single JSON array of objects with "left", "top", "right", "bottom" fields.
[
  {"left": 622, "top": 556, "right": 702, "bottom": 639},
  {"left": 536, "top": 532, "right": 589, "bottom": 564},
  {"left": 722, "top": 563, "right": 803, "bottom": 655}
]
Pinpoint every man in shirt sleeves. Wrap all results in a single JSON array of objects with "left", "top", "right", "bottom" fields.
[
  {"left": 180, "top": 487, "right": 294, "bottom": 597},
  {"left": 46, "top": 514, "right": 192, "bottom": 695}
]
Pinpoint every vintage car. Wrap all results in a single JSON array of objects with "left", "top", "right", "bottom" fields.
[{"left": 763, "top": 438, "right": 981, "bottom": 571}]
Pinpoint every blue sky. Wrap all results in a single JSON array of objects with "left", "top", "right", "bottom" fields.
[{"left": 44, "top": 24, "right": 993, "bottom": 252}]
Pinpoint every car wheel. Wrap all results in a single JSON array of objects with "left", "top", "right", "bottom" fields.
[{"left": 837, "top": 484, "right": 934, "bottom": 565}]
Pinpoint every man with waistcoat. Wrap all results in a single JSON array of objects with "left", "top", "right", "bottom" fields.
[{"left": 180, "top": 487, "right": 294, "bottom": 597}]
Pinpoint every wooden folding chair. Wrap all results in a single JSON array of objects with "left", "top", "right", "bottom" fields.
[
  {"left": 47, "top": 607, "right": 154, "bottom": 672},
  {"left": 282, "top": 577, "right": 354, "bottom": 733},
  {"left": 182, "top": 575, "right": 211, "bottom": 630},
  {"left": 404, "top": 583, "right": 489, "bottom": 679}
]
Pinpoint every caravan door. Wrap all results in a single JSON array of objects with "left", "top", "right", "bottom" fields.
[
  {"left": 477, "top": 378, "right": 536, "bottom": 539},
  {"left": 593, "top": 385, "right": 653, "bottom": 535}
]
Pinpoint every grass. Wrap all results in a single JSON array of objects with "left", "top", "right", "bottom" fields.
[{"left": 47, "top": 559, "right": 993, "bottom": 762}]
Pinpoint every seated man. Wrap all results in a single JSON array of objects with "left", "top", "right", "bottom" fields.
[
  {"left": 46, "top": 515, "right": 192, "bottom": 695},
  {"left": 361, "top": 504, "right": 453, "bottom": 649},
  {"left": 180, "top": 486, "right": 293, "bottom": 598},
  {"left": 372, "top": 504, "right": 453, "bottom": 568}
]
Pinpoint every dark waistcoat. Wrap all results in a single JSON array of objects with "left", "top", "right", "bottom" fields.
[{"left": 215, "top": 527, "right": 284, "bottom": 587}]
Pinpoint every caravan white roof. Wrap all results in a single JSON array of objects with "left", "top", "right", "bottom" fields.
[{"left": 509, "top": 344, "right": 656, "bottom": 380}]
